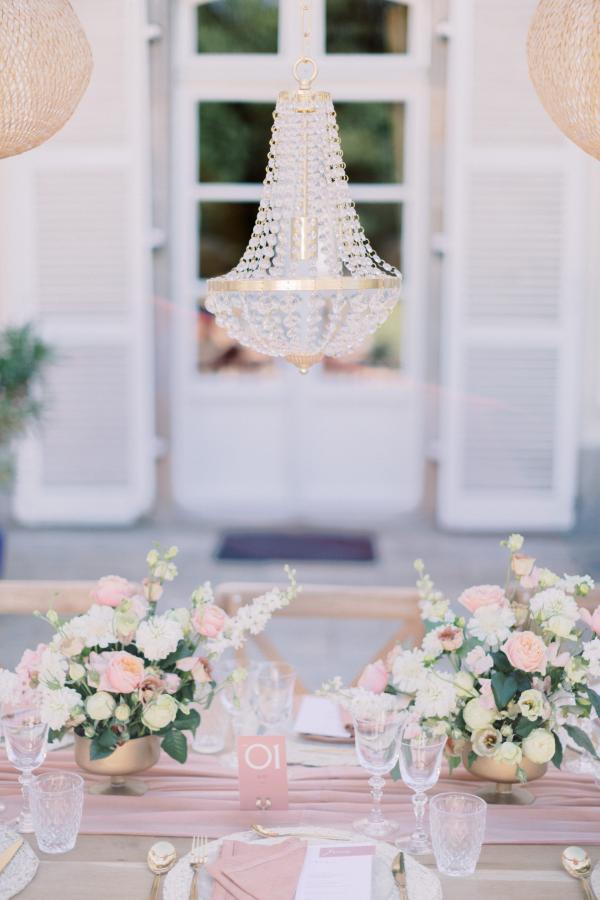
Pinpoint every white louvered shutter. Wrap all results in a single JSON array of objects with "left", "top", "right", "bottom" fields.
[
  {"left": 0, "top": 0, "right": 155, "bottom": 524},
  {"left": 438, "top": 0, "right": 585, "bottom": 531}
]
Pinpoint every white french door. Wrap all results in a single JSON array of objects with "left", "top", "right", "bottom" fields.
[{"left": 171, "top": 0, "right": 431, "bottom": 522}]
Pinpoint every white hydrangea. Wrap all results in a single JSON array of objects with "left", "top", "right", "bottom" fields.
[
  {"left": 467, "top": 604, "right": 515, "bottom": 647},
  {"left": 530, "top": 588, "right": 579, "bottom": 624},
  {"left": 136, "top": 615, "right": 183, "bottom": 661},
  {"left": 40, "top": 686, "right": 82, "bottom": 731},
  {"left": 413, "top": 672, "right": 458, "bottom": 719},
  {"left": 391, "top": 649, "right": 427, "bottom": 694}
]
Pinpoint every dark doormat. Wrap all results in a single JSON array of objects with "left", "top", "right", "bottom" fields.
[{"left": 216, "top": 531, "right": 376, "bottom": 562}]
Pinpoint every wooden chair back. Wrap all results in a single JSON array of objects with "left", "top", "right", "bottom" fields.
[
  {"left": 0, "top": 581, "right": 95, "bottom": 617},
  {"left": 215, "top": 582, "right": 424, "bottom": 693}
]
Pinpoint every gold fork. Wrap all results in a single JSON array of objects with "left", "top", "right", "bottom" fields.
[{"left": 189, "top": 835, "right": 208, "bottom": 900}]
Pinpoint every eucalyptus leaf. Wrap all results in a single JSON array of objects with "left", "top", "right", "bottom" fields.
[
  {"left": 564, "top": 724, "right": 599, "bottom": 760},
  {"left": 551, "top": 733, "right": 563, "bottom": 769},
  {"left": 586, "top": 686, "right": 600, "bottom": 718}
]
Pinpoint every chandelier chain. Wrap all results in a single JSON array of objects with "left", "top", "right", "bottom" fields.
[{"left": 300, "top": 0, "right": 312, "bottom": 60}]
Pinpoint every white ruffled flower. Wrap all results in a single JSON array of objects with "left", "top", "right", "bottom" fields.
[
  {"left": 467, "top": 604, "right": 515, "bottom": 647},
  {"left": 38, "top": 649, "right": 68, "bottom": 690},
  {"left": 0, "top": 669, "right": 20, "bottom": 707},
  {"left": 421, "top": 630, "right": 444, "bottom": 661},
  {"left": 391, "top": 649, "right": 427, "bottom": 694},
  {"left": 40, "top": 686, "right": 82, "bottom": 731},
  {"left": 136, "top": 615, "right": 183, "bottom": 661},
  {"left": 559, "top": 574, "right": 595, "bottom": 596},
  {"left": 530, "top": 588, "right": 579, "bottom": 624},
  {"left": 583, "top": 639, "right": 600, "bottom": 678},
  {"left": 413, "top": 673, "right": 458, "bottom": 719},
  {"left": 78, "top": 605, "right": 117, "bottom": 649}
]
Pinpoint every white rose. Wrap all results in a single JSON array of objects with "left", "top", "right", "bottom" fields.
[
  {"left": 522, "top": 728, "right": 556, "bottom": 765},
  {"left": 494, "top": 741, "right": 522, "bottom": 766},
  {"left": 114, "top": 703, "right": 131, "bottom": 723},
  {"left": 86, "top": 691, "right": 116, "bottom": 721},
  {"left": 463, "top": 698, "right": 495, "bottom": 732},
  {"left": 454, "top": 671, "right": 476, "bottom": 698},
  {"left": 68, "top": 662, "right": 86, "bottom": 682},
  {"left": 545, "top": 615, "right": 575, "bottom": 639},
  {"left": 142, "top": 694, "right": 178, "bottom": 731},
  {"left": 518, "top": 689, "right": 544, "bottom": 721}
]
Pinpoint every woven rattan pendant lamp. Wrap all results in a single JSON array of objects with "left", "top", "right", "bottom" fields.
[
  {"left": 528, "top": 0, "right": 600, "bottom": 160},
  {"left": 206, "top": 2, "right": 402, "bottom": 374},
  {"left": 0, "top": 0, "right": 93, "bottom": 159}
]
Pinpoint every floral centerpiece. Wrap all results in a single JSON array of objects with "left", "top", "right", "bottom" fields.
[
  {"left": 323, "top": 535, "right": 600, "bottom": 783},
  {"left": 5, "top": 547, "right": 297, "bottom": 765}
]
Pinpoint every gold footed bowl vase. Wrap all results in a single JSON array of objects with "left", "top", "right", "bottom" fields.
[
  {"left": 74, "top": 734, "right": 160, "bottom": 797},
  {"left": 462, "top": 744, "right": 547, "bottom": 806}
]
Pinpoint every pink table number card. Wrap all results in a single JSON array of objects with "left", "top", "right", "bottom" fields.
[{"left": 237, "top": 735, "right": 289, "bottom": 811}]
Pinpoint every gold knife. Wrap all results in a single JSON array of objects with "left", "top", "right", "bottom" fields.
[
  {"left": 0, "top": 838, "right": 23, "bottom": 876},
  {"left": 392, "top": 851, "right": 408, "bottom": 900}
]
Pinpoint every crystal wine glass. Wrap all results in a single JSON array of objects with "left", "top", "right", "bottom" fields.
[
  {"left": 218, "top": 660, "right": 258, "bottom": 766},
  {"left": 397, "top": 723, "right": 446, "bottom": 855},
  {"left": 251, "top": 662, "right": 296, "bottom": 734},
  {"left": 2, "top": 707, "right": 49, "bottom": 834},
  {"left": 352, "top": 706, "right": 404, "bottom": 838}
]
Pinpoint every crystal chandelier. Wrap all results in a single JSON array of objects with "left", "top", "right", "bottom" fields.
[{"left": 206, "top": 10, "right": 402, "bottom": 373}]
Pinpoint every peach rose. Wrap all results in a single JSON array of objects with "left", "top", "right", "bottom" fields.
[
  {"left": 138, "top": 673, "right": 165, "bottom": 704},
  {"left": 438, "top": 625, "right": 464, "bottom": 651},
  {"left": 357, "top": 660, "right": 389, "bottom": 694},
  {"left": 579, "top": 606, "right": 600, "bottom": 636},
  {"left": 502, "top": 631, "right": 547, "bottom": 674},
  {"left": 511, "top": 554, "right": 536, "bottom": 577},
  {"left": 91, "top": 575, "right": 137, "bottom": 608},
  {"left": 91, "top": 651, "right": 145, "bottom": 693},
  {"left": 458, "top": 584, "right": 508, "bottom": 614},
  {"left": 176, "top": 656, "right": 211, "bottom": 684},
  {"left": 192, "top": 604, "right": 227, "bottom": 638}
]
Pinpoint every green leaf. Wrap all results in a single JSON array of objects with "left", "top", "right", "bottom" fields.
[
  {"left": 564, "top": 724, "right": 599, "bottom": 760},
  {"left": 173, "top": 708, "right": 201, "bottom": 734},
  {"left": 514, "top": 716, "right": 542, "bottom": 739},
  {"left": 515, "top": 766, "right": 528, "bottom": 784},
  {"left": 447, "top": 755, "right": 461, "bottom": 776},
  {"left": 586, "top": 687, "right": 600, "bottom": 718},
  {"left": 466, "top": 751, "right": 477, "bottom": 770},
  {"left": 491, "top": 650, "right": 512, "bottom": 674},
  {"left": 90, "top": 738, "right": 116, "bottom": 761},
  {"left": 384, "top": 684, "right": 400, "bottom": 696},
  {"left": 390, "top": 761, "right": 401, "bottom": 782},
  {"left": 161, "top": 728, "right": 188, "bottom": 764},
  {"left": 491, "top": 672, "right": 518, "bottom": 710},
  {"left": 551, "top": 733, "right": 564, "bottom": 770}
]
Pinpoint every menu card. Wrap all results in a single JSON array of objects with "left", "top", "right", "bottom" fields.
[
  {"left": 293, "top": 695, "right": 350, "bottom": 740},
  {"left": 294, "top": 844, "right": 375, "bottom": 900},
  {"left": 237, "top": 735, "right": 289, "bottom": 810}
]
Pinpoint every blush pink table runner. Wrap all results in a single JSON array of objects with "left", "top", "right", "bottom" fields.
[{"left": 1, "top": 749, "right": 598, "bottom": 844}]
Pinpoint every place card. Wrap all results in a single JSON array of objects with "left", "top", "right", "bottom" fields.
[
  {"left": 237, "top": 735, "right": 289, "bottom": 811},
  {"left": 293, "top": 695, "right": 351, "bottom": 741},
  {"left": 295, "top": 844, "right": 375, "bottom": 900}
]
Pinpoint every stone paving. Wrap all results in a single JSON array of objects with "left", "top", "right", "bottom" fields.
[{"left": 1, "top": 516, "right": 598, "bottom": 689}]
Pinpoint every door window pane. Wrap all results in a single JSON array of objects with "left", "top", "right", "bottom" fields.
[
  {"left": 336, "top": 102, "right": 405, "bottom": 183},
  {"left": 197, "top": 0, "right": 278, "bottom": 54},
  {"left": 198, "top": 103, "right": 273, "bottom": 183},
  {"left": 198, "top": 201, "right": 258, "bottom": 279},
  {"left": 326, "top": 0, "right": 409, "bottom": 54}
]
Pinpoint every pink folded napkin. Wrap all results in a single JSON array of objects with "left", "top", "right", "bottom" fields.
[{"left": 208, "top": 838, "right": 307, "bottom": 900}]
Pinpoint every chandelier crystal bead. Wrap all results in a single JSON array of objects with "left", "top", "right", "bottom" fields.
[{"left": 206, "top": 58, "right": 402, "bottom": 373}]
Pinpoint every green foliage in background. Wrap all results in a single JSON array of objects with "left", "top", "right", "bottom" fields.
[{"left": 0, "top": 324, "right": 53, "bottom": 485}]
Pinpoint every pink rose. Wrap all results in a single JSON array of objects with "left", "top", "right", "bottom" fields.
[
  {"left": 502, "top": 631, "right": 547, "bottom": 674},
  {"left": 438, "top": 625, "right": 464, "bottom": 652},
  {"left": 357, "top": 660, "right": 389, "bottom": 694},
  {"left": 465, "top": 646, "right": 493, "bottom": 676},
  {"left": 191, "top": 604, "right": 227, "bottom": 638},
  {"left": 16, "top": 643, "right": 47, "bottom": 688},
  {"left": 90, "top": 651, "right": 145, "bottom": 693},
  {"left": 90, "top": 575, "right": 137, "bottom": 608},
  {"left": 163, "top": 673, "right": 181, "bottom": 694},
  {"left": 176, "top": 656, "right": 211, "bottom": 684},
  {"left": 458, "top": 584, "right": 508, "bottom": 614},
  {"left": 579, "top": 606, "right": 600, "bottom": 636}
]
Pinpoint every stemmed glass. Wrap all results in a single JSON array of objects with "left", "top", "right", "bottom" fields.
[
  {"left": 251, "top": 662, "right": 296, "bottom": 734},
  {"left": 218, "top": 660, "right": 258, "bottom": 766},
  {"left": 397, "top": 723, "right": 446, "bottom": 855},
  {"left": 352, "top": 706, "right": 404, "bottom": 838},
  {"left": 2, "top": 707, "right": 49, "bottom": 834}
]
